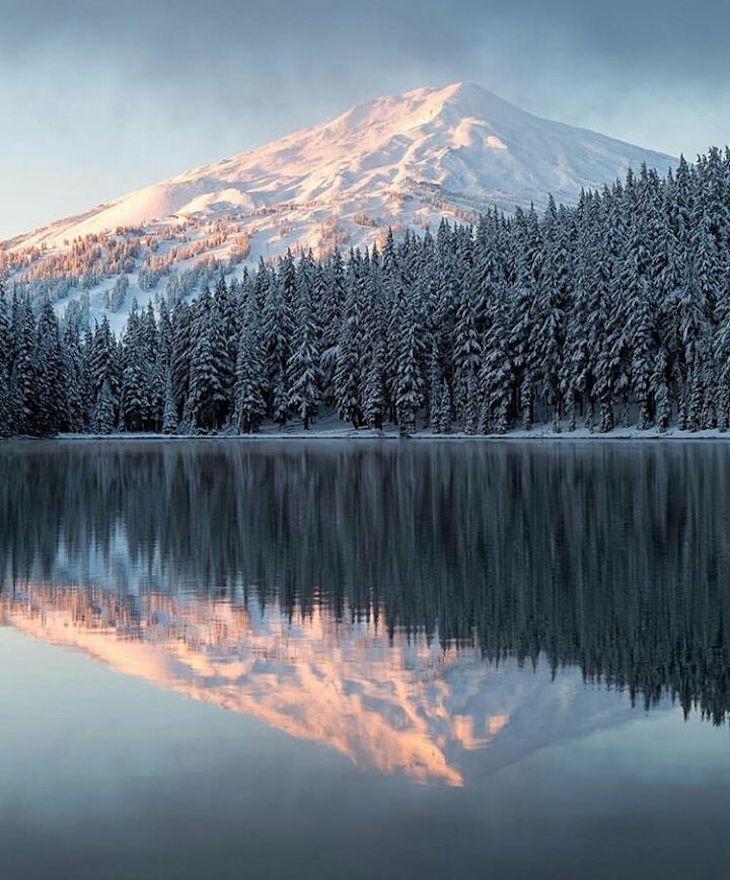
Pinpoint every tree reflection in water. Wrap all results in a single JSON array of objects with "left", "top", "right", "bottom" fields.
[{"left": 0, "top": 439, "right": 728, "bottom": 769}]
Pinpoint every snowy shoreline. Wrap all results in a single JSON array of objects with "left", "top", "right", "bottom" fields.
[{"left": 7, "top": 424, "right": 730, "bottom": 443}]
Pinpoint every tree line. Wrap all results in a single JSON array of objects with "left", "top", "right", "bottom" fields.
[{"left": 1, "top": 147, "right": 730, "bottom": 437}]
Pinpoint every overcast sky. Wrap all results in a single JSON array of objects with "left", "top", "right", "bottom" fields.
[{"left": 1, "top": 0, "right": 729, "bottom": 239}]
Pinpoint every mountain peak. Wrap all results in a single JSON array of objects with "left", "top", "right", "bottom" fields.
[
  {"left": 403, "top": 80, "right": 494, "bottom": 101},
  {"left": 427, "top": 80, "right": 503, "bottom": 101},
  {"left": 3, "top": 82, "right": 676, "bottom": 327}
]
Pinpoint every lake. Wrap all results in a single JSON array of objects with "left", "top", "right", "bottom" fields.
[{"left": 1, "top": 439, "right": 729, "bottom": 879}]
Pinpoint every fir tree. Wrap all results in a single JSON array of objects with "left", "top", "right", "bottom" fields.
[
  {"left": 62, "top": 321, "right": 87, "bottom": 432},
  {"left": 287, "top": 273, "right": 321, "bottom": 429},
  {"left": 93, "top": 379, "right": 115, "bottom": 435},
  {"left": 233, "top": 297, "right": 267, "bottom": 434},
  {"left": 0, "top": 369, "right": 9, "bottom": 438},
  {"left": 10, "top": 294, "right": 37, "bottom": 435},
  {"left": 170, "top": 301, "right": 192, "bottom": 422},
  {"left": 162, "top": 373, "right": 178, "bottom": 435},
  {"left": 31, "top": 296, "right": 65, "bottom": 436},
  {"left": 334, "top": 262, "right": 363, "bottom": 427},
  {"left": 653, "top": 349, "right": 671, "bottom": 432},
  {"left": 262, "top": 272, "right": 293, "bottom": 426},
  {"left": 395, "top": 295, "right": 423, "bottom": 435},
  {"left": 0, "top": 285, "right": 11, "bottom": 437},
  {"left": 186, "top": 290, "right": 228, "bottom": 431},
  {"left": 363, "top": 337, "right": 386, "bottom": 430},
  {"left": 436, "top": 379, "right": 452, "bottom": 434}
]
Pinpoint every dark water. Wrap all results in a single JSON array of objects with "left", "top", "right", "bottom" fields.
[{"left": 1, "top": 439, "right": 729, "bottom": 879}]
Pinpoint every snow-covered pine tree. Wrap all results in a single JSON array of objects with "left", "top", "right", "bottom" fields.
[
  {"left": 479, "top": 283, "right": 511, "bottom": 434},
  {"left": 0, "top": 285, "right": 11, "bottom": 437},
  {"left": 261, "top": 273, "right": 292, "bottom": 426},
  {"left": 463, "top": 371, "right": 479, "bottom": 435},
  {"left": 363, "top": 336, "right": 386, "bottom": 430},
  {"left": 0, "top": 283, "right": 10, "bottom": 371},
  {"left": 215, "top": 276, "right": 240, "bottom": 388},
  {"left": 31, "top": 296, "right": 65, "bottom": 436},
  {"left": 142, "top": 302, "right": 163, "bottom": 430},
  {"left": 360, "top": 249, "right": 387, "bottom": 431},
  {"left": 186, "top": 289, "right": 229, "bottom": 431},
  {"left": 89, "top": 315, "right": 119, "bottom": 421},
  {"left": 0, "top": 364, "right": 8, "bottom": 438},
  {"left": 452, "top": 279, "right": 482, "bottom": 417},
  {"left": 436, "top": 378, "right": 452, "bottom": 434},
  {"left": 334, "top": 255, "right": 364, "bottom": 427},
  {"left": 426, "top": 339, "right": 443, "bottom": 431},
  {"left": 162, "top": 371, "right": 178, "bottom": 435},
  {"left": 170, "top": 301, "right": 192, "bottom": 423},
  {"left": 232, "top": 294, "right": 267, "bottom": 434},
  {"left": 629, "top": 281, "right": 656, "bottom": 430},
  {"left": 317, "top": 251, "right": 346, "bottom": 407},
  {"left": 212, "top": 277, "right": 236, "bottom": 408},
  {"left": 93, "top": 379, "right": 116, "bottom": 435},
  {"left": 394, "top": 291, "right": 423, "bottom": 435},
  {"left": 531, "top": 196, "right": 569, "bottom": 428},
  {"left": 61, "top": 320, "right": 87, "bottom": 432},
  {"left": 120, "top": 301, "right": 148, "bottom": 431},
  {"left": 287, "top": 269, "right": 321, "bottom": 429},
  {"left": 652, "top": 348, "right": 671, "bottom": 432},
  {"left": 10, "top": 293, "right": 37, "bottom": 436}
]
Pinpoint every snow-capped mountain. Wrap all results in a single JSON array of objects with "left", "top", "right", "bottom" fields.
[{"left": 2, "top": 82, "right": 675, "bottom": 324}]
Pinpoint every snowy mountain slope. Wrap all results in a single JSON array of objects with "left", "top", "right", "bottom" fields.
[{"left": 1, "top": 82, "right": 676, "bottom": 324}]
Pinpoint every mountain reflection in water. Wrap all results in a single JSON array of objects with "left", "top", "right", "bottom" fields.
[{"left": 1, "top": 439, "right": 728, "bottom": 786}]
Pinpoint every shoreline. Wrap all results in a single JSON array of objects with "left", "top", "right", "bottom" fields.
[{"left": 5, "top": 426, "right": 730, "bottom": 443}]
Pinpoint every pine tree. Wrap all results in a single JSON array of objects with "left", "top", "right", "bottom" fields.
[
  {"left": 31, "top": 297, "right": 65, "bottom": 436},
  {"left": 395, "top": 294, "right": 423, "bottom": 435},
  {"left": 287, "top": 273, "right": 321, "bottom": 429},
  {"left": 363, "top": 337, "right": 386, "bottom": 430},
  {"left": 0, "top": 285, "right": 11, "bottom": 437},
  {"left": 9, "top": 294, "right": 36, "bottom": 435},
  {"left": 89, "top": 315, "right": 118, "bottom": 426},
  {"left": 233, "top": 296, "right": 267, "bottom": 434},
  {"left": 531, "top": 196, "right": 568, "bottom": 426},
  {"left": 463, "top": 371, "right": 479, "bottom": 435},
  {"left": 186, "top": 289, "right": 229, "bottom": 431},
  {"left": 170, "top": 301, "right": 192, "bottom": 423},
  {"left": 436, "top": 379, "right": 452, "bottom": 434},
  {"left": 630, "top": 282, "right": 656, "bottom": 430},
  {"left": 261, "top": 274, "right": 292, "bottom": 426},
  {"left": 61, "top": 320, "right": 86, "bottom": 432},
  {"left": 0, "top": 367, "right": 8, "bottom": 439},
  {"left": 453, "top": 283, "right": 482, "bottom": 413},
  {"left": 317, "top": 252, "right": 346, "bottom": 406},
  {"left": 120, "top": 301, "right": 149, "bottom": 431},
  {"left": 334, "top": 261, "right": 363, "bottom": 427},
  {"left": 162, "top": 372, "right": 178, "bottom": 435},
  {"left": 653, "top": 349, "right": 671, "bottom": 432},
  {"left": 479, "top": 284, "right": 511, "bottom": 433},
  {"left": 93, "top": 379, "right": 115, "bottom": 434},
  {"left": 426, "top": 340, "right": 443, "bottom": 432}
]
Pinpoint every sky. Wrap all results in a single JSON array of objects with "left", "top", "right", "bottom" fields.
[{"left": 1, "top": 0, "right": 729, "bottom": 240}]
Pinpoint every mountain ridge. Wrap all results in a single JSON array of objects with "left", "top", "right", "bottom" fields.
[{"left": 1, "top": 81, "right": 676, "bottom": 324}]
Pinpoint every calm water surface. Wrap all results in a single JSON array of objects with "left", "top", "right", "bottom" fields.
[{"left": 1, "top": 439, "right": 729, "bottom": 879}]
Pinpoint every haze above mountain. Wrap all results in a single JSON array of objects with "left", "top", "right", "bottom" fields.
[{"left": 2, "top": 82, "right": 676, "bottom": 322}]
